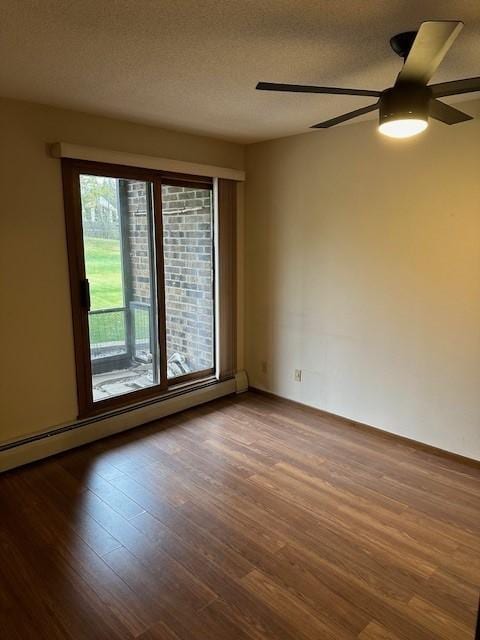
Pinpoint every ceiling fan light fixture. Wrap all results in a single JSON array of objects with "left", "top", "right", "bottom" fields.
[
  {"left": 378, "top": 85, "right": 430, "bottom": 139},
  {"left": 378, "top": 117, "right": 428, "bottom": 138}
]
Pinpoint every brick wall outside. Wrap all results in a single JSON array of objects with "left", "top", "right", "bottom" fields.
[
  {"left": 162, "top": 186, "right": 214, "bottom": 372},
  {"left": 127, "top": 181, "right": 151, "bottom": 305},
  {"left": 126, "top": 182, "right": 214, "bottom": 373}
]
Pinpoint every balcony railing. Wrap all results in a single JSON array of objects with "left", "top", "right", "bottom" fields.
[{"left": 88, "top": 301, "right": 155, "bottom": 375}]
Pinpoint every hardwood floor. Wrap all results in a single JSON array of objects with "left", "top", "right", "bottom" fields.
[{"left": 1, "top": 391, "right": 479, "bottom": 639}]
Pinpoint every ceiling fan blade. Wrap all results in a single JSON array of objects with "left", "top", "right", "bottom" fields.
[
  {"left": 429, "top": 99, "right": 473, "bottom": 124},
  {"left": 396, "top": 21, "right": 463, "bottom": 86},
  {"left": 430, "top": 76, "right": 480, "bottom": 98},
  {"left": 256, "top": 82, "right": 381, "bottom": 97},
  {"left": 311, "top": 102, "right": 379, "bottom": 128}
]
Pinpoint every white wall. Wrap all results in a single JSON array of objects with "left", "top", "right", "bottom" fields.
[{"left": 245, "top": 99, "right": 480, "bottom": 460}]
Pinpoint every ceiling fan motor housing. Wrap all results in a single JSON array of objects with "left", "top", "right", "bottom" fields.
[
  {"left": 379, "top": 85, "right": 431, "bottom": 126},
  {"left": 390, "top": 31, "right": 418, "bottom": 58}
]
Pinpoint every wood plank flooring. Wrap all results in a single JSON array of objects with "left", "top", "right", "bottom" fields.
[{"left": 1, "top": 391, "right": 479, "bottom": 639}]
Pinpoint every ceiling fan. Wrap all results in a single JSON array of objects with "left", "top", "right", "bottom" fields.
[{"left": 256, "top": 21, "right": 479, "bottom": 138}]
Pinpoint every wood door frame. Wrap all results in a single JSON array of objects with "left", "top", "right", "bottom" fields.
[
  {"left": 61, "top": 158, "right": 227, "bottom": 419},
  {"left": 217, "top": 179, "right": 237, "bottom": 380}
]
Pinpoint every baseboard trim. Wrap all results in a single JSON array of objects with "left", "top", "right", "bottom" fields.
[
  {"left": 249, "top": 386, "right": 480, "bottom": 469},
  {"left": 0, "top": 377, "right": 240, "bottom": 472}
]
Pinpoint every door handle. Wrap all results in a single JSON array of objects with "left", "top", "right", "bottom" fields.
[{"left": 80, "top": 279, "right": 91, "bottom": 311}]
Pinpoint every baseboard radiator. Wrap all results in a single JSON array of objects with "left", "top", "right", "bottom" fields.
[{"left": 0, "top": 371, "right": 249, "bottom": 472}]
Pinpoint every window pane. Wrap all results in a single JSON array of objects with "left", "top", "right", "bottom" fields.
[
  {"left": 162, "top": 185, "right": 214, "bottom": 378},
  {"left": 81, "top": 176, "right": 124, "bottom": 310},
  {"left": 80, "top": 175, "right": 160, "bottom": 401}
]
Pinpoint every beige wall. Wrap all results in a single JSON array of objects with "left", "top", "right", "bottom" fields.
[
  {"left": 0, "top": 97, "right": 244, "bottom": 443},
  {"left": 245, "top": 99, "right": 480, "bottom": 460}
]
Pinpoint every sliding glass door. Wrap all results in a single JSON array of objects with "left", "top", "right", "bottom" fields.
[
  {"left": 62, "top": 160, "right": 215, "bottom": 417},
  {"left": 80, "top": 175, "right": 160, "bottom": 401}
]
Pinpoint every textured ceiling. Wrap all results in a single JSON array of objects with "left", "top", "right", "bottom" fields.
[{"left": 1, "top": 1, "right": 479, "bottom": 143}]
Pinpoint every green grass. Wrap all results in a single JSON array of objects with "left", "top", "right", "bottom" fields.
[
  {"left": 84, "top": 237, "right": 125, "bottom": 345},
  {"left": 84, "top": 237, "right": 124, "bottom": 309},
  {"left": 84, "top": 237, "right": 150, "bottom": 347}
]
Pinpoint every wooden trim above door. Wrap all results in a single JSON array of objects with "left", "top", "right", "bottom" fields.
[{"left": 52, "top": 142, "right": 245, "bottom": 181}]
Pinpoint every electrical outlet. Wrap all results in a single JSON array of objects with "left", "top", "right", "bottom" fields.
[
  {"left": 261, "top": 361, "right": 268, "bottom": 374},
  {"left": 294, "top": 369, "right": 302, "bottom": 382}
]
